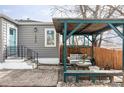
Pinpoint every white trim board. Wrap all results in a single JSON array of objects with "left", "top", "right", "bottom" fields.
[{"left": 38, "top": 58, "right": 59, "bottom": 64}]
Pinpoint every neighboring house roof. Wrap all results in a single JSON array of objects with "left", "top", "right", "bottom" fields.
[
  {"left": 18, "top": 22, "right": 53, "bottom": 25},
  {"left": 15, "top": 19, "right": 42, "bottom": 22},
  {"left": 0, "top": 13, "right": 53, "bottom": 25}
]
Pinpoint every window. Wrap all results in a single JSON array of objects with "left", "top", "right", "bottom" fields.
[
  {"left": 10, "top": 28, "right": 16, "bottom": 35},
  {"left": 10, "top": 28, "right": 14, "bottom": 35},
  {"left": 45, "top": 28, "right": 56, "bottom": 47}
]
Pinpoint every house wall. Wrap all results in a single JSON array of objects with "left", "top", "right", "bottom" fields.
[
  {"left": 2, "top": 18, "right": 18, "bottom": 48},
  {"left": 18, "top": 25, "right": 59, "bottom": 59},
  {"left": 0, "top": 18, "right": 17, "bottom": 62}
]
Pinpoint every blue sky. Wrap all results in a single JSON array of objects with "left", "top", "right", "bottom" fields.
[{"left": 0, "top": 5, "right": 54, "bottom": 22}]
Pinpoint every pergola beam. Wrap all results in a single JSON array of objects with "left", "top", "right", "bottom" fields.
[
  {"left": 84, "top": 35, "right": 92, "bottom": 43},
  {"left": 108, "top": 23, "right": 124, "bottom": 39},
  {"left": 78, "top": 24, "right": 92, "bottom": 34},
  {"left": 60, "top": 19, "right": 124, "bottom": 24},
  {"left": 66, "top": 23, "right": 83, "bottom": 40}
]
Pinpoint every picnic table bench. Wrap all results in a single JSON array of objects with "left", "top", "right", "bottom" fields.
[{"left": 64, "top": 70, "right": 123, "bottom": 83}]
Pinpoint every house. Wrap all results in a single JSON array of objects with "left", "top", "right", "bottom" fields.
[{"left": 0, "top": 14, "right": 59, "bottom": 65}]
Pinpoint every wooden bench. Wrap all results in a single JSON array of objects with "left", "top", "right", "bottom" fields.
[{"left": 64, "top": 70, "right": 123, "bottom": 83}]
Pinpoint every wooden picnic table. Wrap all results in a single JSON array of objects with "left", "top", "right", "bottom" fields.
[{"left": 75, "top": 60, "right": 92, "bottom": 70}]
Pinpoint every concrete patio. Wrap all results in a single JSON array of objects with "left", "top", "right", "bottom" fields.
[{"left": 0, "top": 66, "right": 59, "bottom": 87}]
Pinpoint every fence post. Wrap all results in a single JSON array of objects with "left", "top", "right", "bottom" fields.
[{"left": 92, "top": 34, "right": 95, "bottom": 58}]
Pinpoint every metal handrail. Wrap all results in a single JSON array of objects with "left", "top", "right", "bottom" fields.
[{"left": 3, "top": 45, "right": 39, "bottom": 68}]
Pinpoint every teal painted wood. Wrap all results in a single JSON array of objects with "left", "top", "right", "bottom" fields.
[
  {"left": 84, "top": 36, "right": 85, "bottom": 46},
  {"left": 64, "top": 74, "right": 67, "bottom": 82},
  {"left": 76, "top": 75, "right": 79, "bottom": 83},
  {"left": 123, "top": 24, "right": 124, "bottom": 71},
  {"left": 60, "top": 19, "right": 124, "bottom": 83},
  {"left": 92, "top": 77, "right": 96, "bottom": 83},
  {"left": 108, "top": 23, "right": 124, "bottom": 39},
  {"left": 9, "top": 28, "right": 17, "bottom": 55},
  {"left": 72, "top": 35, "right": 74, "bottom": 47},
  {"left": 66, "top": 23, "right": 83, "bottom": 40},
  {"left": 62, "top": 34, "right": 64, "bottom": 64},
  {"left": 84, "top": 35, "right": 92, "bottom": 43},
  {"left": 92, "top": 35, "right": 95, "bottom": 58},
  {"left": 63, "top": 22, "right": 67, "bottom": 72},
  {"left": 91, "top": 34, "right": 97, "bottom": 58},
  {"left": 88, "top": 35, "right": 89, "bottom": 46},
  {"left": 60, "top": 19, "right": 124, "bottom": 24},
  {"left": 67, "top": 45, "right": 91, "bottom": 48},
  {"left": 64, "top": 70, "right": 122, "bottom": 83}
]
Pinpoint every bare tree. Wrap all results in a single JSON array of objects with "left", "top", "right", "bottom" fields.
[{"left": 51, "top": 5, "right": 124, "bottom": 47}]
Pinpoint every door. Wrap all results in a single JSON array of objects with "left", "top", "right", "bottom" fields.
[{"left": 9, "top": 28, "right": 17, "bottom": 56}]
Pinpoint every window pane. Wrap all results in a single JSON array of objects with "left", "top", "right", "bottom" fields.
[
  {"left": 10, "top": 29, "right": 13, "bottom": 35},
  {"left": 47, "top": 30, "right": 54, "bottom": 45}
]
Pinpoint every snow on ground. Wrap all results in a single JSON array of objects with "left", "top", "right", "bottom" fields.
[{"left": 0, "top": 59, "right": 33, "bottom": 69}]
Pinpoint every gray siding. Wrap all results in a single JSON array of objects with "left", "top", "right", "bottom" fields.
[
  {"left": 0, "top": 18, "right": 3, "bottom": 62},
  {"left": 18, "top": 25, "right": 59, "bottom": 58},
  {"left": 2, "top": 19, "right": 7, "bottom": 56},
  {"left": 2, "top": 18, "right": 18, "bottom": 47},
  {"left": 0, "top": 18, "right": 18, "bottom": 62}
]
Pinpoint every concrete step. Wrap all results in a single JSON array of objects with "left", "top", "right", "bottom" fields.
[{"left": 5, "top": 59, "right": 25, "bottom": 63}]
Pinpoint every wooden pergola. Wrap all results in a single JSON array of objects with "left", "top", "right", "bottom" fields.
[{"left": 53, "top": 18, "right": 124, "bottom": 83}]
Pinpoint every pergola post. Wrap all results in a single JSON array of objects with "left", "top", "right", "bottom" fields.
[
  {"left": 88, "top": 35, "right": 89, "bottom": 46},
  {"left": 84, "top": 36, "right": 86, "bottom": 46},
  {"left": 91, "top": 34, "right": 96, "bottom": 83},
  {"left": 62, "top": 34, "right": 64, "bottom": 64},
  {"left": 91, "top": 34, "right": 95, "bottom": 58},
  {"left": 72, "top": 35, "right": 74, "bottom": 47},
  {"left": 107, "top": 23, "right": 124, "bottom": 85},
  {"left": 63, "top": 22, "right": 67, "bottom": 72},
  {"left": 123, "top": 24, "right": 124, "bottom": 84}
]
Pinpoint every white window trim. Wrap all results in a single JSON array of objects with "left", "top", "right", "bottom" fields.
[{"left": 45, "top": 28, "right": 56, "bottom": 47}]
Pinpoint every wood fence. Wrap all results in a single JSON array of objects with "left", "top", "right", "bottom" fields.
[
  {"left": 59, "top": 45, "right": 92, "bottom": 63},
  {"left": 94, "top": 47, "right": 122, "bottom": 70},
  {"left": 59, "top": 45, "right": 122, "bottom": 70}
]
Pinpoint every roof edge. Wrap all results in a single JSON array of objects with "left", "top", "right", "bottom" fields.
[
  {"left": 18, "top": 22, "right": 53, "bottom": 25},
  {"left": 0, "top": 13, "right": 53, "bottom": 25},
  {"left": 0, "top": 13, "right": 18, "bottom": 24}
]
